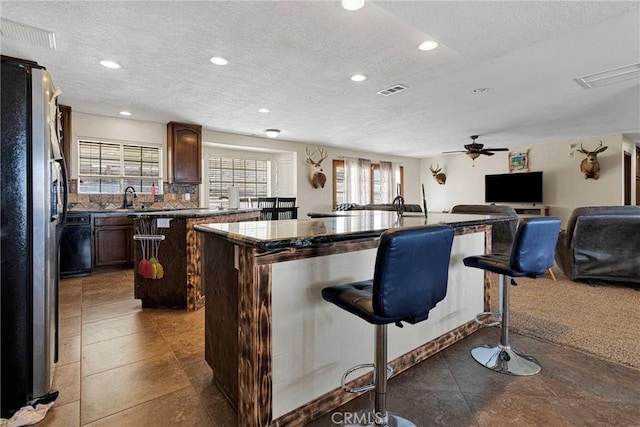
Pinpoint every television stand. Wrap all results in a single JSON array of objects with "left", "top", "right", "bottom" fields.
[{"left": 510, "top": 204, "right": 549, "bottom": 217}]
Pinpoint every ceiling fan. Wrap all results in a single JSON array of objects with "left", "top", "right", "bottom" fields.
[{"left": 443, "top": 135, "right": 509, "bottom": 165}]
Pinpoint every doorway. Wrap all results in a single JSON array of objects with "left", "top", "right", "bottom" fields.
[
  {"left": 624, "top": 151, "right": 631, "bottom": 205},
  {"left": 636, "top": 147, "right": 640, "bottom": 206}
]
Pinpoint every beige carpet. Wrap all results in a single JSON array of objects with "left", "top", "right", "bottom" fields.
[{"left": 489, "top": 268, "right": 640, "bottom": 370}]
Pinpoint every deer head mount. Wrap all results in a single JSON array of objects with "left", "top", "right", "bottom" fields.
[
  {"left": 305, "top": 147, "right": 328, "bottom": 188},
  {"left": 577, "top": 141, "right": 607, "bottom": 180},
  {"left": 429, "top": 163, "right": 446, "bottom": 185}
]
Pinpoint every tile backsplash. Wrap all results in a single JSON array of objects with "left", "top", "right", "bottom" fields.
[{"left": 67, "top": 180, "right": 200, "bottom": 211}]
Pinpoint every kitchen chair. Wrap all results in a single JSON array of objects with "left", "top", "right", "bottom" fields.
[
  {"left": 276, "top": 197, "right": 297, "bottom": 219},
  {"left": 257, "top": 197, "right": 277, "bottom": 220}
]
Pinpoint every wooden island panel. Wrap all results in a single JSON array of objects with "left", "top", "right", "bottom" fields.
[{"left": 134, "top": 209, "right": 260, "bottom": 311}]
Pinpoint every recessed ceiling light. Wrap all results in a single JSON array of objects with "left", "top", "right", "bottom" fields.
[
  {"left": 209, "top": 56, "right": 228, "bottom": 65},
  {"left": 472, "top": 87, "right": 489, "bottom": 94},
  {"left": 350, "top": 74, "right": 367, "bottom": 82},
  {"left": 342, "top": 0, "right": 364, "bottom": 11},
  {"left": 99, "top": 60, "right": 120, "bottom": 69},
  {"left": 119, "top": 111, "right": 132, "bottom": 116},
  {"left": 418, "top": 40, "right": 439, "bottom": 51},
  {"left": 258, "top": 108, "right": 270, "bottom": 114},
  {"left": 264, "top": 129, "right": 280, "bottom": 138}
]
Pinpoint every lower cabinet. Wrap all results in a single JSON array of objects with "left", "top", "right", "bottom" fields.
[{"left": 93, "top": 214, "right": 135, "bottom": 267}]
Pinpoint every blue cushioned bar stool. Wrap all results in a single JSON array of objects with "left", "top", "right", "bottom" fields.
[
  {"left": 463, "top": 216, "right": 561, "bottom": 376},
  {"left": 322, "top": 225, "right": 455, "bottom": 427}
]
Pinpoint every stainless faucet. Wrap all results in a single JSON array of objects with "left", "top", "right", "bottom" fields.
[{"left": 123, "top": 186, "right": 137, "bottom": 209}]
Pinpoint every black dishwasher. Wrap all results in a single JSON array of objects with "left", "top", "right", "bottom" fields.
[{"left": 60, "top": 212, "right": 92, "bottom": 278}]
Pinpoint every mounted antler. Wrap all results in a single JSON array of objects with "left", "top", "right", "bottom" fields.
[
  {"left": 429, "top": 163, "right": 446, "bottom": 185},
  {"left": 305, "top": 146, "right": 328, "bottom": 188},
  {"left": 577, "top": 140, "right": 607, "bottom": 180}
]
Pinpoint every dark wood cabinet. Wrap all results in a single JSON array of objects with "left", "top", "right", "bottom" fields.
[
  {"left": 93, "top": 214, "right": 135, "bottom": 267},
  {"left": 167, "top": 121, "right": 202, "bottom": 184}
]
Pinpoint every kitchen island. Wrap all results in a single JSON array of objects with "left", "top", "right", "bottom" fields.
[
  {"left": 130, "top": 208, "right": 260, "bottom": 311},
  {"left": 195, "top": 211, "right": 511, "bottom": 426}
]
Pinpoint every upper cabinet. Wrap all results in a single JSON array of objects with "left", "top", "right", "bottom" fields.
[{"left": 167, "top": 121, "right": 202, "bottom": 184}]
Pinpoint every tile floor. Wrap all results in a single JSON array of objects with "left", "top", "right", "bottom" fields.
[{"left": 43, "top": 268, "right": 640, "bottom": 426}]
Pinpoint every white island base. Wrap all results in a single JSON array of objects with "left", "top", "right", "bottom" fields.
[{"left": 271, "top": 232, "right": 484, "bottom": 418}]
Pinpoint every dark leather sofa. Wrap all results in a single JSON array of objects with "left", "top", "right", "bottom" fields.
[
  {"left": 450, "top": 204, "right": 519, "bottom": 254},
  {"left": 555, "top": 206, "right": 640, "bottom": 284}
]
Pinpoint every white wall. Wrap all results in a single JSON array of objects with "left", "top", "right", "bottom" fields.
[
  {"left": 421, "top": 133, "right": 629, "bottom": 225},
  {"left": 200, "top": 129, "right": 421, "bottom": 216},
  {"left": 71, "top": 112, "right": 421, "bottom": 217}
]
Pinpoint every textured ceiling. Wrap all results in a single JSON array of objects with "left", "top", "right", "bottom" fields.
[{"left": 1, "top": 1, "right": 639, "bottom": 157}]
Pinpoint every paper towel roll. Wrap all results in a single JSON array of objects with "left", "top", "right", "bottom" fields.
[{"left": 228, "top": 186, "right": 239, "bottom": 209}]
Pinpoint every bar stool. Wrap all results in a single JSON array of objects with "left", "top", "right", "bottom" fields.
[
  {"left": 463, "top": 216, "right": 561, "bottom": 376},
  {"left": 322, "top": 225, "right": 455, "bottom": 427}
]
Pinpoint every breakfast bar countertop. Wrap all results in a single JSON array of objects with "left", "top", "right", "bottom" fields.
[
  {"left": 126, "top": 207, "right": 260, "bottom": 218},
  {"left": 194, "top": 210, "right": 512, "bottom": 250}
]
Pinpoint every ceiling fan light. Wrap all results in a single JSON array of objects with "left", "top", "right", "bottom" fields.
[{"left": 466, "top": 152, "right": 481, "bottom": 160}]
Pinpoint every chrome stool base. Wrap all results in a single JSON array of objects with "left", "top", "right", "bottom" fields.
[{"left": 471, "top": 345, "right": 541, "bottom": 376}]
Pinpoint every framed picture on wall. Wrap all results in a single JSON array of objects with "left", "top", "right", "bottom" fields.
[{"left": 509, "top": 151, "right": 529, "bottom": 172}]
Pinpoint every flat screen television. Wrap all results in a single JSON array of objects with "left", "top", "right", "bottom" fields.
[{"left": 485, "top": 171, "right": 543, "bottom": 204}]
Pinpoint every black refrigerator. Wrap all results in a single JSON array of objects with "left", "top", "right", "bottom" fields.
[{"left": 1, "top": 57, "right": 67, "bottom": 417}]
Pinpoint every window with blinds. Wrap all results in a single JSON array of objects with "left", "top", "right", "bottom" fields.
[
  {"left": 207, "top": 156, "right": 269, "bottom": 208},
  {"left": 78, "top": 140, "right": 162, "bottom": 193}
]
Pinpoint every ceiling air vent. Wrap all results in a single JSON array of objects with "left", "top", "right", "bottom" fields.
[
  {"left": 0, "top": 18, "right": 56, "bottom": 49},
  {"left": 574, "top": 63, "right": 640, "bottom": 89},
  {"left": 377, "top": 84, "right": 407, "bottom": 96}
]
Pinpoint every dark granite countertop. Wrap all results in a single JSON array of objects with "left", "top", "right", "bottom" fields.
[
  {"left": 194, "top": 211, "right": 510, "bottom": 250},
  {"left": 126, "top": 208, "right": 260, "bottom": 218},
  {"left": 68, "top": 208, "right": 260, "bottom": 218}
]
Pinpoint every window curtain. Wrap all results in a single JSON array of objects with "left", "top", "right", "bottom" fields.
[
  {"left": 392, "top": 162, "right": 402, "bottom": 197},
  {"left": 344, "top": 157, "right": 371, "bottom": 205},
  {"left": 379, "top": 161, "right": 393, "bottom": 203}
]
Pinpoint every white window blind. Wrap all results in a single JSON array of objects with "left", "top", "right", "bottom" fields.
[
  {"left": 78, "top": 140, "right": 161, "bottom": 194},
  {"left": 207, "top": 156, "right": 269, "bottom": 207}
]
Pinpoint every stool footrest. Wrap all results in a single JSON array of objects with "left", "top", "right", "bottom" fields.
[
  {"left": 340, "top": 363, "right": 394, "bottom": 394},
  {"left": 475, "top": 311, "right": 501, "bottom": 327}
]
